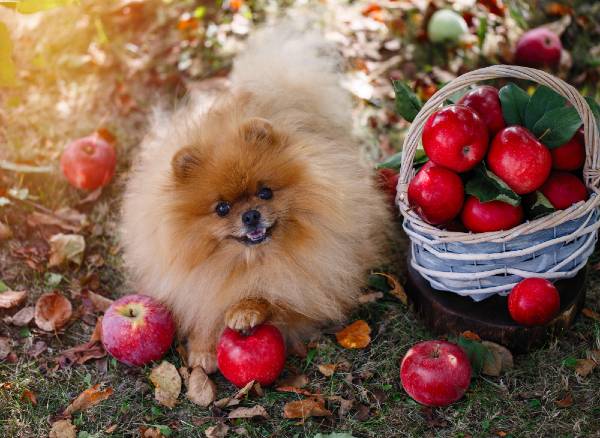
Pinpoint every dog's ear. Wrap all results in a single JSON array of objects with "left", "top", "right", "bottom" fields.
[
  {"left": 171, "top": 146, "right": 202, "bottom": 182},
  {"left": 240, "top": 117, "right": 275, "bottom": 144}
]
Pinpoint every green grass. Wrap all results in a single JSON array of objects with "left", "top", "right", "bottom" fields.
[{"left": 1, "top": 1, "right": 600, "bottom": 436}]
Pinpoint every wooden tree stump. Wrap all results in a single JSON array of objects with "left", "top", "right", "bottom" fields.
[{"left": 405, "top": 253, "right": 587, "bottom": 353}]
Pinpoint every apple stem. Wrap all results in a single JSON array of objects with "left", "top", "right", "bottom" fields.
[{"left": 129, "top": 308, "right": 135, "bottom": 317}]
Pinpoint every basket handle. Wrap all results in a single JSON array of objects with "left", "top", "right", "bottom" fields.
[{"left": 396, "top": 65, "right": 600, "bottom": 207}]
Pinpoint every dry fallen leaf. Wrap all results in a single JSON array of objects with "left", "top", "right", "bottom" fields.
[
  {"left": 228, "top": 404, "right": 269, "bottom": 419},
  {"left": 555, "top": 392, "right": 573, "bottom": 408},
  {"left": 275, "top": 386, "right": 315, "bottom": 397},
  {"left": 27, "top": 340, "right": 47, "bottom": 358},
  {"left": 582, "top": 307, "right": 600, "bottom": 322},
  {"left": 0, "top": 337, "right": 12, "bottom": 360},
  {"left": 358, "top": 291, "right": 383, "bottom": 304},
  {"left": 82, "top": 290, "right": 113, "bottom": 313},
  {"left": 140, "top": 427, "right": 166, "bottom": 438},
  {"left": 277, "top": 374, "right": 309, "bottom": 389},
  {"left": 481, "top": 341, "right": 514, "bottom": 377},
  {"left": 317, "top": 363, "right": 338, "bottom": 377},
  {"left": 575, "top": 359, "right": 596, "bottom": 377},
  {"left": 372, "top": 272, "right": 408, "bottom": 305},
  {"left": 335, "top": 320, "right": 371, "bottom": 349},
  {"left": 27, "top": 209, "right": 87, "bottom": 234},
  {"left": 63, "top": 384, "right": 113, "bottom": 416},
  {"left": 461, "top": 331, "right": 482, "bottom": 341},
  {"left": 149, "top": 361, "right": 182, "bottom": 408},
  {"left": 205, "top": 423, "right": 229, "bottom": 438},
  {"left": 21, "top": 389, "right": 37, "bottom": 405},
  {"left": 0, "top": 221, "right": 12, "bottom": 240},
  {"left": 6, "top": 306, "right": 35, "bottom": 326},
  {"left": 187, "top": 366, "right": 217, "bottom": 407},
  {"left": 0, "top": 290, "right": 27, "bottom": 309},
  {"left": 590, "top": 350, "right": 600, "bottom": 364},
  {"left": 34, "top": 292, "right": 73, "bottom": 331},
  {"left": 283, "top": 398, "right": 332, "bottom": 419},
  {"left": 49, "top": 419, "right": 77, "bottom": 438},
  {"left": 48, "top": 233, "right": 85, "bottom": 267}
]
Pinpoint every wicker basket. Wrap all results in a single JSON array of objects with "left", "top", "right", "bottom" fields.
[{"left": 396, "top": 65, "right": 600, "bottom": 301}]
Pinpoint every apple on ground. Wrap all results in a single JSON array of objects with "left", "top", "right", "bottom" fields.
[
  {"left": 217, "top": 324, "right": 286, "bottom": 388},
  {"left": 377, "top": 168, "right": 400, "bottom": 208},
  {"left": 461, "top": 196, "right": 524, "bottom": 233},
  {"left": 487, "top": 126, "right": 552, "bottom": 195},
  {"left": 400, "top": 340, "right": 472, "bottom": 407},
  {"left": 408, "top": 161, "right": 465, "bottom": 225},
  {"left": 422, "top": 105, "right": 489, "bottom": 173},
  {"left": 427, "top": 9, "right": 469, "bottom": 44},
  {"left": 101, "top": 294, "right": 176, "bottom": 367},
  {"left": 514, "top": 27, "right": 562, "bottom": 69},
  {"left": 458, "top": 85, "right": 506, "bottom": 136},
  {"left": 508, "top": 278, "right": 560, "bottom": 326},
  {"left": 61, "top": 134, "right": 117, "bottom": 191},
  {"left": 540, "top": 171, "right": 588, "bottom": 210},
  {"left": 550, "top": 132, "right": 585, "bottom": 171}
]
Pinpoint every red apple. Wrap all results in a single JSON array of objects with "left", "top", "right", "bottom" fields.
[
  {"left": 539, "top": 171, "right": 588, "bottom": 210},
  {"left": 550, "top": 134, "right": 585, "bottom": 171},
  {"left": 508, "top": 278, "right": 560, "bottom": 326},
  {"left": 515, "top": 27, "right": 562, "bottom": 68},
  {"left": 422, "top": 105, "right": 489, "bottom": 173},
  {"left": 61, "top": 135, "right": 117, "bottom": 191},
  {"left": 217, "top": 324, "right": 286, "bottom": 388},
  {"left": 408, "top": 162, "right": 464, "bottom": 225},
  {"left": 461, "top": 196, "right": 524, "bottom": 233},
  {"left": 458, "top": 85, "right": 506, "bottom": 136},
  {"left": 400, "top": 340, "right": 472, "bottom": 407},
  {"left": 101, "top": 294, "right": 176, "bottom": 366},
  {"left": 377, "top": 168, "right": 400, "bottom": 208},
  {"left": 487, "top": 126, "right": 552, "bottom": 195}
]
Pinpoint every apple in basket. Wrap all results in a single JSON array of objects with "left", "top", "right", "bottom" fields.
[
  {"left": 458, "top": 86, "right": 506, "bottom": 137},
  {"left": 400, "top": 340, "right": 472, "bottom": 407},
  {"left": 217, "top": 324, "right": 286, "bottom": 388},
  {"left": 461, "top": 196, "right": 524, "bottom": 233},
  {"left": 101, "top": 294, "right": 176, "bottom": 366},
  {"left": 508, "top": 278, "right": 560, "bottom": 326},
  {"left": 487, "top": 126, "right": 552, "bottom": 195},
  {"left": 550, "top": 130, "right": 585, "bottom": 171},
  {"left": 540, "top": 171, "right": 588, "bottom": 210},
  {"left": 408, "top": 162, "right": 464, "bottom": 225},
  {"left": 422, "top": 105, "right": 489, "bottom": 173}
]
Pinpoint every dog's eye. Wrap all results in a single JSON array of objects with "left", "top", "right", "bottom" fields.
[
  {"left": 258, "top": 187, "right": 273, "bottom": 200},
  {"left": 215, "top": 201, "right": 231, "bottom": 217}
]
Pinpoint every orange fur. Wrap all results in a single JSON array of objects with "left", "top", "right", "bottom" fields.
[{"left": 120, "top": 25, "right": 391, "bottom": 371}]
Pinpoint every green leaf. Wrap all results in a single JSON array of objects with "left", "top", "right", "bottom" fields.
[
  {"left": 368, "top": 274, "right": 392, "bottom": 292},
  {"left": 392, "top": 80, "right": 422, "bottom": 123},
  {"left": 155, "top": 425, "right": 172, "bottom": 437},
  {"left": 585, "top": 96, "right": 600, "bottom": 135},
  {"left": 19, "top": 327, "right": 32, "bottom": 338},
  {"left": 528, "top": 191, "right": 555, "bottom": 220},
  {"left": 15, "top": 0, "right": 77, "bottom": 14},
  {"left": 477, "top": 17, "right": 488, "bottom": 49},
  {"left": 499, "top": 83, "right": 530, "bottom": 126},
  {"left": 45, "top": 272, "right": 63, "bottom": 287},
  {"left": 0, "top": 22, "right": 16, "bottom": 87},
  {"left": 376, "top": 148, "right": 428, "bottom": 170},
  {"left": 314, "top": 434, "right": 357, "bottom": 438},
  {"left": 0, "top": 280, "right": 9, "bottom": 292},
  {"left": 532, "top": 106, "right": 582, "bottom": 148},
  {"left": 465, "top": 164, "right": 521, "bottom": 206},
  {"left": 563, "top": 357, "right": 578, "bottom": 368},
  {"left": 455, "top": 336, "right": 493, "bottom": 374},
  {"left": 525, "top": 86, "right": 566, "bottom": 131}
]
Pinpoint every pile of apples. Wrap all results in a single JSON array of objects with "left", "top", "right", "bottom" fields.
[{"left": 408, "top": 84, "right": 588, "bottom": 233}]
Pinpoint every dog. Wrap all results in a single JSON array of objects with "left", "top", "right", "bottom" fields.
[{"left": 120, "top": 24, "right": 391, "bottom": 373}]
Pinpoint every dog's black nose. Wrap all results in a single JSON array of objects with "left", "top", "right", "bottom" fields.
[{"left": 242, "top": 209, "right": 261, "bottom": 227}]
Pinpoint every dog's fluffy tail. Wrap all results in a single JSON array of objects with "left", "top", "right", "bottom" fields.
[{"left": 231, "top": 22, "right": 352, "bottom": 131}]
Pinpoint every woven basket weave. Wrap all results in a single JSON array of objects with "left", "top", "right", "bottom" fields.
[{"left": 396, "top": 65, "right": 600, "bottom": 301}]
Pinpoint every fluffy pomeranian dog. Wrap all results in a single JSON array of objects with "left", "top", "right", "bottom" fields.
[{"left": 120, "top": 24, "right": 390, "bottom": 373}]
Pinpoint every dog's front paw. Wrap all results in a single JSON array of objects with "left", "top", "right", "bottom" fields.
[
  {"left": 188, "top": 350, "right": 218, "bottom": 374},
  {"left": 225, "top": 298, "right": 271, "bottom": 331}
]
